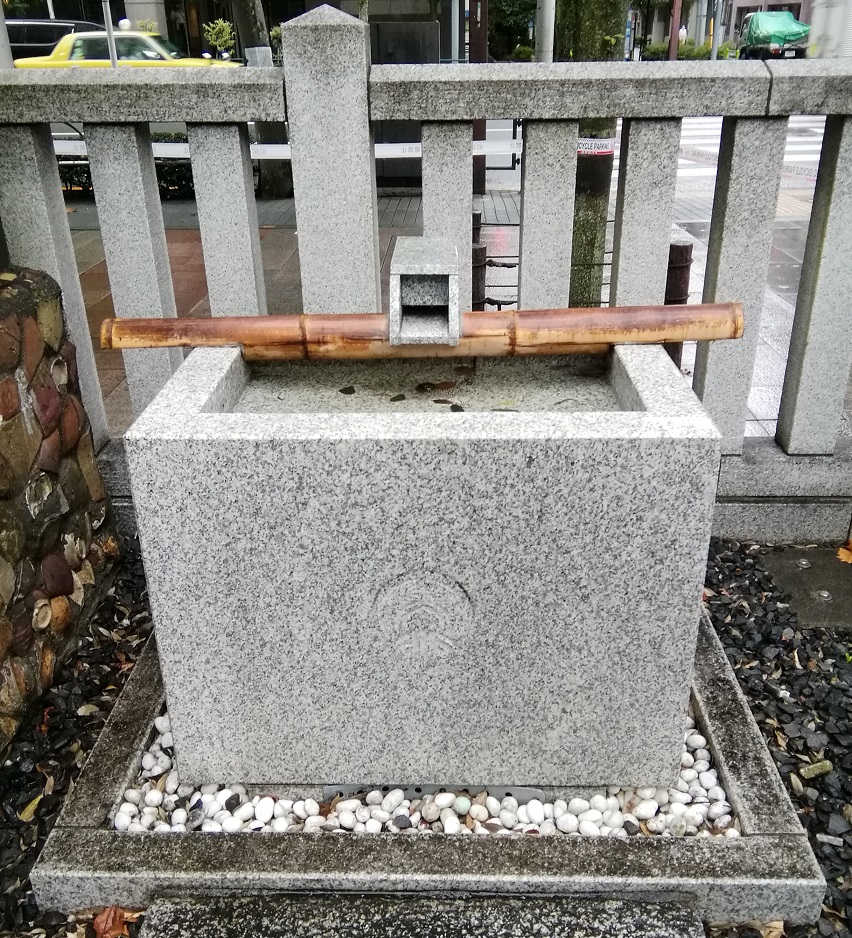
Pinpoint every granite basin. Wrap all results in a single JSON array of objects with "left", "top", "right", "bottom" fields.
[{"left": 124, "top": 345, "right": 720, "bottom": 788}]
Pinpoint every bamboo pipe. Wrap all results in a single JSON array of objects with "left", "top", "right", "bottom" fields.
[{"left": 101, "top": 303, "right": 743, "bottom": 360}]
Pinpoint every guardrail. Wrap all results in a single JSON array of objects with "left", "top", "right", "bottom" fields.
[{"left": 0, "top": 7, "right": 850, "bottom": 470}]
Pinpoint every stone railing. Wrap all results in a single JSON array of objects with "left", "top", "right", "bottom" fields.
[{"left": 0, "top": 5, "right": 850, "bottom": 539}]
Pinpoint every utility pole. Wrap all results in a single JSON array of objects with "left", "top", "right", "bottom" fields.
[
  {"left": 535, "top": 0, "right": 556, "bottom": 62},
  {"left": 710, "top": 0, "right": 723, "bottom": 58},
  {"left": 668, "top": 0, "right": 683, "bottom": 58}
]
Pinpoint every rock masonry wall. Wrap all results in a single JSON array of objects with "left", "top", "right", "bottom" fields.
[{"left": 0, "top": 267, "right": 118, "bottom": 746}]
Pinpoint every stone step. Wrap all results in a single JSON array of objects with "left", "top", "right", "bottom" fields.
[{"left": 138, "top": 895, "right": 705, "bottom": 938}]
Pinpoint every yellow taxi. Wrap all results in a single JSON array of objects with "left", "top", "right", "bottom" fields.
[{"left": 15, "top": 31, "right": 242, "bottom": 67}]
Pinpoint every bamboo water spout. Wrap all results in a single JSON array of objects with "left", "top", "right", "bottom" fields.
[{"left": 100, "top": 303, "right": 743, "bottom": 361}]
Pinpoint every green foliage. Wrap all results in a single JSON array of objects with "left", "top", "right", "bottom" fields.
[
  {"left": 641, "top": 39, "right": 730, "bottom": 58},
  {"left": 135, "top": 19, "right": 159, "bottom": 32},
  {"left": 2, "top": 0, "right": 34, "bottom": 15},
  {"left": 202, "top": 19, "right": 236, "bottom": 56},
  {"left": 269, "top": 24, "right": 282, "bottom": 53},
  {"left": 489, "top": 0, "right": 536, "bottom": 60},
  {"left": 555, "top": 0, "right": 630, "bottom": 61},
  {"left": 510, "top": 43, "right": 534, "bottom": 60}
]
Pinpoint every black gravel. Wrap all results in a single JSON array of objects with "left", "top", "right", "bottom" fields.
[
  {"left": 705, "top": 539, "right": 851, "bottom": 938},
  {"left": 0, "top": 537, "right": 848, "bottom": 937},
  {"left": 0, "top": 550, "right": 151, "bottom": 937}
]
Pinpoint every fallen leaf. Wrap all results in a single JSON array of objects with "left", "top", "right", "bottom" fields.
[
  {"left": 338, "top": 386, "right": 356, "bottom": 395},
  {"left": 759, "top": 922, "right": 784, "bottom": 938},
  {"left": 93, "top": 905, "right": 130, "bottom": 938},
  {"left": 434, "top": 381, "right": 457, "bottom": 390},
  {"left": 432, "top": 399, "right": 453, "bottom": 405},
  {"left": 837, "top": 539, "right": 852, "bottom": 564},
  {"left": 415, "top": 382, "right": 435, "bottom": 393},
  {"left": 77, "top": 703, "right": 99, "bottom": 716},
  {"left": 18, "top": 794, "right": 42, "bottom": 822},
  {"left": 450, "top": 404, "right": 465, "bottom": 412},
  {"left": 389, "top": 394, "right": 405, "bottom": 402}
]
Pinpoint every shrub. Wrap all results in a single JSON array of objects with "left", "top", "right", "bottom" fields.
[
  {"left": 510, "top": 43, "right": 534, "bottom": 60},
  {"left": 640, "top": 39, "right": 731, "bottom": 59},
  {"left": 202, "top": 19, "right": 236, "bottom": 57}
]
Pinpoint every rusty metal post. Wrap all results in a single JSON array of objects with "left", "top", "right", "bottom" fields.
[{"left": 664, "top": 240, "right": 693, "bottom": 367}]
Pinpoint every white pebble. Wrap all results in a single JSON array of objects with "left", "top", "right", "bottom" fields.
[
  {"left": 707, "top": 786, "right": 727, "bottom": 802},
  {"left": 153, "top": 822, "right": 172, "bottom": 833},
  {"left": 160, "top": 733, "right": 174, "bottom": 749},
  {"left": 177, "top": 784, "right": 194, "bottom": 799},
  {"left": 578, "top": 809, "right": 603, "bottom": 825},
  {"left": 686, "top": 734, "right": 707, "bottom": 750},
  {"left": 273, "top": 801, "right": 291, "bottom": 819},
  {"left": 668, "top": 789, "right": 691, "bottom": 804},
  {"left": 371, "top": 808, "right": 391, "bottom": 823},
  {"left": 724, "top": 828, "right": 740, "bottom": 838},
  {"left": 124, "top": 789, "right": 143, "bottom": 805},
  {"left": 499, "top": 809, "right": 518, "bottom": 829},
  {"left": 216, "top": 788, "right": 234, "bottom": 805},
  {"left": 486, "top": 796, "right": 501, "bottom": 818},
  {"left": 365, "top": 790, "right": 383, "bottom": 805},
  {"left": 141, "top": 753, "right": 157, "bottom": 771},
  {"left": 139, "top": 814, "right": 155, "bottom": 829},
  {"left": 646, "top": 815, "right": 667, "bottom": 834},
  {"left": 304, "top": 815, "right": 325, "bottom": 831},
  {"left": 567, "top": 798, "right": 589, "bottom": 815},
  {"left": 683, "top": 808, "right": 705, "bottom": 828},
  {"left": 579, "top": 821, "right": 601, "bottom": 837},
  {"left": 469, "top": 804, "right": 488, "bottom": 823},
  {"left": 634, "top": 800, "right": 658, "bottom": 820},
  {"left": 271, "top": 817, "right": 290, "bottom": 832},
  {"left": 501, "top": 796, "right": 519, "bottom": 813},
  {"left": 668, "top": 816, "right": 687, "bottom": 837},
  {"left": 543, "top": 803, "right": 554, "bottom": 819},
  {"left": 680, "top": 769, "right": 698, "bottom": 783},
  {"left": 172, "top": 808, "right": 187, "bottom": 826},
  {"left": 336, "top": 799, "right": 361, "bottom": 813},
  {"left": 635, "top": 787, "right": 656, "bottom": 800},
  {"left": 338, "top": 811, "right": 357, "bottom": 830},
  {"left": 119, "top": 802, "right": 139, "bottom": 817},
  {"left": 713, "top": 814, "right": 733, "bottom": 832},
  {"left": 154, "top": 715, "right": 171, "bottom": 735},
  {"left": 589, "top": 794, "right": 608, "bottom": 813},
  {"left": 144, "top": 790, "right": 164, "bottom": 807},
  {"left": 603, "top": 810, "right": 624, "bottom": 830},
  {"left": 441, "top": 808, "right": 460, "bottom": 834},
  {"left": 680, "top": 753, "right": 694, "bottom": 768},
  {"left": 654, "top": 789, "right": 669, "bottom": 807},
  {"left": 553, "top": 800, "right": 567, "bottom": 818},
  {"left": 141, "top": 805, "right": 159, "bottom": 817},
  {"left": 698, "top": 771, "right": 717, "bottom": 790},
  {"left": 165, "top": 773, "right": 180, "bottom": 795},
  {"left": 213, "top": 810, "right": 230, "bottom": 824},
  {"left": 205, "top": 801, "right": 222, "bottom": 819},
  {"left": 694, "top": 749, "right": 711, "bottom": 762},
  {"left": 114, "top": 812, "right": 132, "bottom": 831},
  {"left": 556, "top": 813, "right": 578, "bottom": 834},
  {"left": 354, "top": 822, "right": 366, "bottom": 833},
  {"left": 293, "top": 800, "right": 307, "bottom": 819},
  {"left": 382, "top": 789, "right": 405, "bottom": 813},
  {"left": 692, "top": 760, "right": 711, "bottom": 773},
  {"left": 707, "top": 801, "right": 731, "bottom": 820},
  {"left": 200, "top": 783, "right": 219, "bottom": 795},
  {"left": 668, "top": 802, "right": 687, "bottom": 817},
  {"left": 365, "top": 818, "right": 382, "bottom": 834},
  {"left": 221, "top": 816, "right": 243, "bottom": 833},
  {"left": 305, "top": 798, "right": 320, "bottom": 817},
  {"left": 517, "top": 806, "right": 529, "bottom": 824},
  {"left": 255, "top": 798, "right": 275, "bottom": 824},
  {"left": 170, "top": 824, "right": 186, "bottom": 833},
  {"left": 540, "top": 819, "right": 556, "bottom": 836},
  {"left": 200, "top": 820, "right": 222, "bottom": 832},
  {"left": 234, "top": 803, "right": 255, "bottom": 822}
]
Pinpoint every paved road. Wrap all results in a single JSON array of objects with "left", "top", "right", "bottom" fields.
[{"left": 485, "top": 115, "right": 826, "bottom": 189}]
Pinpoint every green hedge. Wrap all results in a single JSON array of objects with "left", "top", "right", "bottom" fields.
[
  {"left": 642, "top": 39, "right": 732, "bottom": 59},
  {"left": 58, "top": 132, "right": 195, "bottom": 199}
]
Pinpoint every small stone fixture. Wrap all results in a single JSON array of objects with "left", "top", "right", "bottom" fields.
[{"left": 0, "top": 267, "right": 118, "bottom": 745}]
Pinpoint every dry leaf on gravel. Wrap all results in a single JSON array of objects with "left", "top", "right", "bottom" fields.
[
  {"left": 837, "top": 539, "right": 852, "bottom": 564},
  {"left": 759, "top": 922, "right": 784, "bottom": 938},
  {"left": 93, "top": 905, "right": 135, "bottom": 938}
]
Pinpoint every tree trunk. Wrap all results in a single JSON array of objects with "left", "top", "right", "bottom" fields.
[
  {"left": 230, "top": 0, "right": 293, "bottom": 199},
  {"left": 555, "top": 0, "right": 630, "bottom": 307}
]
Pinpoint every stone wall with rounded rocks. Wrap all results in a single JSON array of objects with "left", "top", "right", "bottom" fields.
[{"left": 0, "top": 267, "right": 118, "bottom": 745}]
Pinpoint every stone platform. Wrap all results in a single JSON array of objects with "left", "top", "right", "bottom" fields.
[
  {"left": 31, "top": 614, "right": 824, "bottom": 926},
  {"left": 138, "top": 896, "right": 705, "bottom": 938}
]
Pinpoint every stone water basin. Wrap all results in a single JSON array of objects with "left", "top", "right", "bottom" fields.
[{"left": 124, "top": 344, "right": 720, "bottom": 789}]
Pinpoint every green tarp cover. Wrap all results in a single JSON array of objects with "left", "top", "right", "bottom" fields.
[{"left": 745, "top": 11, "right": 810, "bottom": 46}]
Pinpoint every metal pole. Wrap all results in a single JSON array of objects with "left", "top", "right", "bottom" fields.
[
  {"left": 102, "top": 0, "right": 118, "bottom": 67},
  {"left": 0, "top": 3, "right": 14, "bottom": 70},
  {"left": 710, "top": 0, "right": 723, "bottom": 58},
  {"left": 535, "top": 0, "right": 555, "bottom": 62},
  {"left": 451, "top": 0, "right": 460, "bottom": 62},
  {"left": 46, "top": 0, "right": 56, "bottom": 18}
]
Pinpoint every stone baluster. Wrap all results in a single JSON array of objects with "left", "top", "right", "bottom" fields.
[
  {"left": 187, "top": 124, "right": 266, "bottom": 317},
  {"left": 518, "top": 120, "right": 579, "bottom": 310},
  {"left": 610, "top": 119, "right": 681, "bottom": 306},
  {"left": 776, "top": 115, "right": 852, "bottom": 455},
  {"left": 85, "top": 123, "right": 182, "bottom": 417},
  {"left": 0, "top": 125, "right": 108, "bottom": 446},
  {"left": 421, "top": 122, "right": 473, "bottom": 313},
  {"left": 691, "top": 118, "right": 788, "bottom": 455}
]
